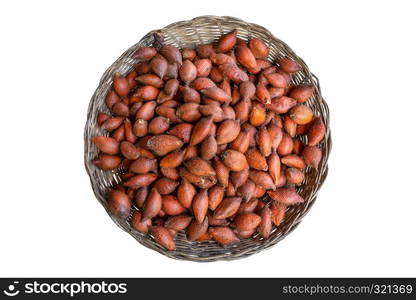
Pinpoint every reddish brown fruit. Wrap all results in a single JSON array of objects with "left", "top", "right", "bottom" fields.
[
  {"left": 187, "top": 217, "right": 209, "bottom": 241},
  {"left": 97, "top": 112, "right": 110, "bottom": 126},
  {"left": 302, "top": 146, "right": 322, "bottom": 169},
  {"left": 208, "top": 186, "right": 225, "bottom": 210},
  {"left": 135, "top": 74, "right": 164, "bottom": 88},
  {"left": 278, "top": 58, "right": 302, "bottom": 73},
  {"left": 307, "top": 117, "right": 326, "bottom": 146},
  {"left": 168, "top": 123, "right": 193, "bottom": 143},
  {"left": 93, "top": 154, "right": 121, "bottom": 170},
  {"left": 92, "top": 136, "right": 119, "bottom": 155},
  {"left": 213, "top": 157, "right": 230, "bottom": 187},
  {"left": 256, "top": 126, "right": 272, "bottom": 157},
  {"left": 147, "top": 135, "right": 183, "bottom": 156},
  {"left": 230, "top": 130, "right": 250, "bottom": 153},
  {"left": 221, "top": 150, "right": 248, "bottom": 172},
  {"left": 179, "top": 59, "right": 197, "bottom": 83},
  {"left": 180, "top": 86, "right": 201, "bottom": 103},
  {"left": 230, "top": 167, "right": 250, "bottom": 189},
  {"left": 119, "top": 141, "right": 139, "bottom": 160},
  {"left": 131, "top": 211, "right": 152, "bottom": 233},
  {"left": 154, "top": 178, "right": 180, "bottom": 195},
  {"left": 113, "top": 73, "right": 130, "bottom": 97},
  {"left": 250, "top": 102, "right": 266, "bottom": 126},
  {"left": 265, "top": 96, "right": 297, "bottom": 113},
  {"left": 135, "top": 101, "right": 157, "bottom": 120},
  {"left": 184, "top": 157, "right": 216, "bottom": 177},
  {"left": 281, "top": 154, "right": 306, "bottom": 169},
  {"left": 192, "top": 189, "right": 209, "bottom": 224},
  {"left": 179, "top": 168, "right": 217, "bottom": 189},
  {"left": 256, "top": 83, "right": 271, "bottom": 104},
  {"left": 253, "top": 184, "right": 266, "bottom": 198},
  {"left": 194, "top": 59, "right": 212, "bottom": 77},
  {"left": 268, "top": 123, "right": 283, "bottom": 151},
  {"left": 201, "top": 135, "right": 218, "bottom": 160},
  {"left": 249, "top": 39, "right": 269, "bottom": 59},
  {"left": 216, "top": 119, "right": 240, "bottom": 145},
  {"left": 289, "top": 84, "right": 314, "bottom": 103},
  {"left": 123, "top": 119, "right": 137, "bottom": 144},
  {"left": 268, "top": 187, "right": 304, "bottom": 205},
  {"left": 160, "top": 45, "right": 182, "bottom": 66},
  {"left": 159, "top": 149, "right": 185, "bottom": 168},
  {"left": 246, "top": 147, "right": 268, "bottom": 170},
  {"left": 132, "top": 119, "right": 148, "bottom": 137},
  {"left": 285, "top": 168, "right": 305, "bottom": 185},
  {"left": 134, "top": 186, "right": 149, "bottom": 208},
  {"left": 237, "top": 180, "right": 256, "bottom": 201},
  {"left": 234, "top": 99, "right": 251, "bottom": 124},
  {"left": 233, "top": 213, "right": 261, "bottom": 231},
  {"left": 277, "top": 133, "right": 294, "bottom": 156},
  {"left": 217, "top": 30, "right": 237, "bottom": 53},
  {"left": 209, "top": 227, "right": 239, "bottom": 245},
  {"left": 150, "top": 54, "right": 168, "bottom": 79},
  {"left": 150, "top": 226, "right": 176, "bottom": 251},
  {"left": 196, "top": 44, "right": 214, "bottom": 58},
  {"left": 201, "top": 87, "right": 232, "bottom": 103},
  {"left": 218, "top": 63, "right": 249, "bottom": 83},
  {"left": 270, "top": 202, "right": 286, "bottom": 226},
  {"left": 148, "top": 116, "right": 170, "bottom": 134},
  {"left": 258, "top": 207, "right": 272, "bottom": 238},
  {"left": 124, "top": 173, "right": 157, "bottom": 189},
  {"left": 182, "top": 48, "right": 197, "bottom": 60},
  {"left": 236, "top": 46, "right": 257, "bottom": 69},
  {"left": 177, "top": 179, "right": 196, "bottom": 209},
  {"left": 268, "top": 150, "right": 281, "bottom": 185},
  {"left": 192, "top": 77, "right": 216, "bottom": 91},
  {"left": 290, "top": 105, "right": 314, "bottom": 125},
  {"left": 101, "top": 117, "right": 123, "bottom": 131},
  {"left": 108, "top": 190, "right": 131, "bottom": 217},
  {"left": 237, "top": 198, "right": 259, "bottom": 214},
  {"left": 105, "top": 89, "right": 119, "bottom": 110},
  {"left": 284, "top": 115, "right": 297, "bottom": 137},
  {"left": 162, "top": 195, "right": 185, "bottom": 215},
  {"left": 165, "top": 215, "right": 193, "bottom": 231},
  {"left": 142, "top": 188, "right": 162, "bottom": 220},
  {"left": 135, "top": 62, "right": 151, "bottom": 74},
  {"left": 249, "top": 170, "right": 275, "bottom": 190},
  {"left": 133, "top": 47, "right": 157, "bottom": 61},
  {"left": 214, "top": 197, "right": 242, "bottom": 219},
  {"left": 190, "top": 116, "right": 214, "bottom": 146},
  {"left": 111, "top": 102, "right": 129, "bottom": 117}
]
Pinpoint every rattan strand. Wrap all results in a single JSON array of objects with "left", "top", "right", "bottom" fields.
[{"left": 84, "top": 16, "right": 332, "bottom": 262}]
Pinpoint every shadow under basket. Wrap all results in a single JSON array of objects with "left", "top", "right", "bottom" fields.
[{"left": 84, "top": 15, "right": 332, "bottom": 262}]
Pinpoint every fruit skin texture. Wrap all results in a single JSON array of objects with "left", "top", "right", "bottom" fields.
[
  {"left": 302, "top": 146, "right": 322, "bottom": 169},
  {"left": 221, "top": 150, "right": 248, "bottom": 172},
  {"left": 233, "top": 213, "right": 262, "bottom": 231},
  {"left": 192, "top": 189, "right": 209, "bottom": 224},
  {"left": 307, "top": 117, "right": 326, "bottom": 146},
  {"left": 209, "top": 227, "right": 239, "bottom": 245},
  {"left": 267, "top": 187, "right": 304, "bottom": 205},
  {"left": 146, "top": 135, "right": 184, "bottom": 156},
  {"left": 214, "top": 197, "right": 242, "bottom": 219},
  {"left": 150, "top": 226, "right": 176, "bottom": 251},
  {"left": 187, "top": 217, "right": 209, "bottom": 241},
  {"left": 108, "top": 190, "right": 131, "bottom": 218}
]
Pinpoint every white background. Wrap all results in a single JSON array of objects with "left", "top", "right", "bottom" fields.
[{"left": 1, "top": 0, "right": 415, "bottom": 277}]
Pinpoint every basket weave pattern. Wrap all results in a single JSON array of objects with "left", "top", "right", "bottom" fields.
[{"left": 84, "top": 16, "right": 331, "bottom": 262}]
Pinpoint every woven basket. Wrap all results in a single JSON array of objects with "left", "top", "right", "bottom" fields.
[{"left": 84, "top": 15, "right": 331, "bottom": 262}]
